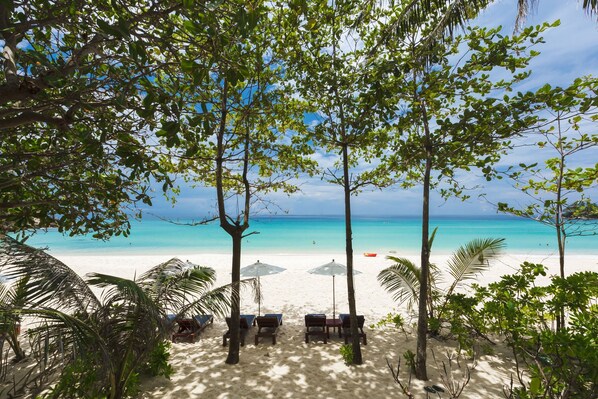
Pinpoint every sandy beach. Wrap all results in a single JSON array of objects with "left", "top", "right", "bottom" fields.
[{"left": 40, "top": 251, "right": 595, "bottom": 399}]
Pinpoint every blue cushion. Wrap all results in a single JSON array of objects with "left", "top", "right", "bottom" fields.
[{"left": 194, "top": 314, "right": 213, "bottom": 327}]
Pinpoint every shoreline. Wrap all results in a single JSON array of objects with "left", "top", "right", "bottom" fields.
[{"left": 45, "top": 247, "right": 598, "bottom": 258}]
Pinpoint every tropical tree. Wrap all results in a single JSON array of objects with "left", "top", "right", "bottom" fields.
[
  {"left": 0, "top": 236, "right": 234, "bottom": 398},
  {"left": 494, "top": 77, "right": 598, "bottom": 330},
  {"left": 277, "top": 0, "right": 395, "bottom": 365},
  {"left": 497, "top": 77, "right": 598, "bottom": 281},
  {"left": 155, "top": 0, "right": 315, "bottom": 364},
  {"left": 0, "top": 0, "right": 184, "bottom": 239},
  {"left": 375, "top": 14, "right": 549, "bottom": 378}
]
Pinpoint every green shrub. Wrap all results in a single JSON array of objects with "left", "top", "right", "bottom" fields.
[
  {"left": 143, "top": 340, "right": 174, "bottom": 378},
  {"left": 478, "top": 263, "right": 598, "bottom": 398},
  {"left": 340, "top": 344, "right": 353, "bottom": 365}
]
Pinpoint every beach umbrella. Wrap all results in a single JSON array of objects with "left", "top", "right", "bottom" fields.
[
  {"left": 240, "top": 260, "right": 286, "bottom": 316},
  {"left": 308, "top": 259, "right": 361, "bottom": 319}
]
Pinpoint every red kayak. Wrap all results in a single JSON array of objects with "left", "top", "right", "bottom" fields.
[{"left": 363, "top": 252, "right": 377, "bottom": 257}]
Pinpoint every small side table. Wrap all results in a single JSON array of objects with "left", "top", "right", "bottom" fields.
[{"left": 326, "top": 318, "right": 342, "bottom": 338}]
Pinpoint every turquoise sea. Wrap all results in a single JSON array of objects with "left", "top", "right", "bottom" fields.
[{"left": 24, "top": 215, "right": 598, "bottom": 256}]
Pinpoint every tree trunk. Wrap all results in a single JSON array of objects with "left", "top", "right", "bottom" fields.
[
  {"left": 342, "top": 142, "right": 362, "bottom": 365},
  {"left": 415, "top": 92, "right": 433, "bottom": 380},
  {"left": 555, "top": 150, "right": 565, "bottom": 330},
  {"left": 225, "top": 230, "right": 242, "bottom": 364},
  {"left": 415, "top": 154, "right": 432, "bottom": 380},
  {"left": 555, "top": 122, "right": 565, "bottom": 329}
]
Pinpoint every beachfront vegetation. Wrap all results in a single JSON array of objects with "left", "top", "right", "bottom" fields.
[
  {"left": 377, "top": 15, "right": 551, "bottom": 377},
  {"left": 496, "top": 77, "right": 598, "bottom": 283},
  {"left": 379, "top": 236, "right": 504, "bottom": 347},
  {"left": 278, "top": 0, "right": 397, "bottom": 365},
  {"left": 475, "top": 263, "right": 598, "bottom": 399},
  {"left": 0, "top": 0, "right": 179, "bottom": 240},
  {"left": 0, "top": 237, "right": 234, "bottom": 398},
  {"left": 384, "top": 262, "right": 598, "bottom": 398},
  {"left": 152, "top": 0, "right": 316, "bottom": 364},
  {"left": 1, "top": 0, "right": 597, "bottom": 393},
  {"left": 0, "top": 275, "right": 27, "bottom": 361}
]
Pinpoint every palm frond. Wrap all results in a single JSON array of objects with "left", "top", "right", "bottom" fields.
[
  {"left": 445, "top": 237, "right": 505, "bottom": 296},
  {"left": 87, "top": 273, "right": 161, "bottom": 318},
  {"left": 377, "top": 0, "right": 493, "bottom": 52},
  {"left": 20, "top": 307, "right": 108, "bottom": 358},
  {"left": 429, "top": 226, "right": 438, "bottom": 250},
  {"left": 0, "top": 235, "right": 100, "bottom": 313},
  {"left": 379, "top": 256, "right": 421, "bottom": 311}
]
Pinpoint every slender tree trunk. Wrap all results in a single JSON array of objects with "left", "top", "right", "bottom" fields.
[
  {"left": 342, "top": 142, "right": 362, "bottom": 365},
  {"left": 555, "top": 123, "right": 566, "bottom": 330},
  {"left": 415, "top": 94, "right": 433, "bottom": 380},
  {"left": 415, "top": 154, "right": 432, "bottom": 380},
  {"left": 213, "top": 81, "right": 243, "bottom": 364},
  {"left": 226, "top": 230, "right": 242, "bottom": 364}
]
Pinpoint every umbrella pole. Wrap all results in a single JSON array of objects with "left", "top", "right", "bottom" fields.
[
  {"left": 332, "top": 274, "right": 336, "bottom": 320},
  {"left": 258, "top": 275, "right": 261, "bottom": 316}
]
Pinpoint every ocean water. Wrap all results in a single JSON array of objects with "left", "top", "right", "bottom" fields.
[{"left": 23, "top": 215, "right": 598, "bottom": 256}]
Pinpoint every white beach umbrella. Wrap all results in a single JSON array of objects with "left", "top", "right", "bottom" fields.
[
  {"left": 308, "top": 259, "right": 361, "bottom": 319},
  {"left": 240, "top": 260, "right": 286, "bottom": 316}
]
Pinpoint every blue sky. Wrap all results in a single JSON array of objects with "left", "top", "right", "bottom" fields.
[{"left": 145, "top": 0, "right": 598, "bottom": 219}]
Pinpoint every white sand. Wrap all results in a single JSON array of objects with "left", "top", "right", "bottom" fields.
[{"left": 39, "top": 252, "right": 598, "bottom": 398}]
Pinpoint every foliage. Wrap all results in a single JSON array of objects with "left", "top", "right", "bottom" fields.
[
  {"left": 0, "top": 0, "right": 177, "bottom": 239},
  {"left": 42, "top": 356, "right": 106, "bottom": 399},
  {"left": 154, "top": 0, "right": 316, "bottom": 365},
  {"left": 142, "top": 341, "right": 174, "bottom": 379},
  {"left": 403, "top": 350, "right": 416, "bottom": 374},
  {"left": 475, "top": 263, "right": 598, "bottom": 399},
  {"left": 0, "top": 275, "right": 28, "bottom": 361},
  {"left": 497, "top": 76, "right": 598, "bottom": 281},
  {"left": 0, "top": 236, "right": 234, "bottom": 399},
  {"left": 278, "top": 0, "right": 398, "bottom": 366},
  {"left": 375, "top": 11, "right": 550, "bottom": 378},
  {"left": 379, "top": 237, "right": 505, "bottom": 341},
  {"left": 340, "top": 344, "right": 354, "bottom": 366}
]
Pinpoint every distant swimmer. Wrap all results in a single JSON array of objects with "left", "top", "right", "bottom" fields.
[{"left": 313, "top": 240, "right": 316, "bottom": 245}]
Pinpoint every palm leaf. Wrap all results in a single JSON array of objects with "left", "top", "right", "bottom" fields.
[
  {"left": 378, "top": 256, "right": 421, "bottom": 311},
  {"left": 20, "top": 307, "right": 109, "bottom": 359},
  {"left": 87, "top": 273, "right": 162, "bottom": 320},
  {"left": 0, "top": 235, "right": 100, "bottom": 313},
  {"left": 444, "top": 237, "right": 505, "bottom": 298},
  {"left": 375, "top": 0, "right": 493, "bottom": 57}
]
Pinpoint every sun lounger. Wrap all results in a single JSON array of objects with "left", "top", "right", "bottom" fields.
[
  {"left": 304, "top": 313, "right": 327, "bottom": 344},
  {"left": 254, "top": 314, "right": 283, "bottom": 345},
  {"left": 339, "top": 313, "right": 367, "bottom": 345},
  {"left": 172, "top": 318, "right": 196, "bottom": 343},
  {"left": 171, "top": 314, "right": 213, "bottom": 343},
  {"left": 223, "top": 314, "right": 256, "bottom": 346}
]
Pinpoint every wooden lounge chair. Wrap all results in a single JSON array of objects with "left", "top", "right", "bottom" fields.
[
  {"left": 255, "top": 314, "right": 283, "bottom": 345},
  {"left": 171, "top": 314, "right": 213, "bottom": 343},
  {"left": 304, "top": 314, "right": 327, "bottom": 344},
  {"left": 172, "top": 318, "right": 196, "bottom": 343},
  {"left": 223, "top": 314, "right": 256, "bottom": 346},
  {"left": 339, "top": 313, "right": 367, "bottom": 345}
]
